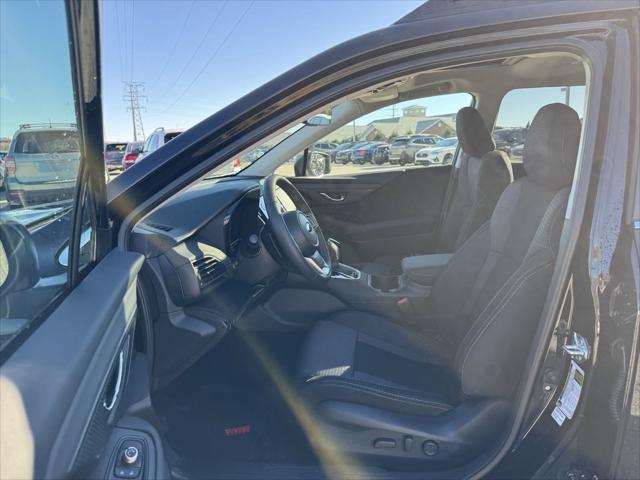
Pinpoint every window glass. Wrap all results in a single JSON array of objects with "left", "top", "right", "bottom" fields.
[
  {"left": 0, "top": 0, "right": 84, "bottom": 352},
  {"left": 495, "top": 86, "right": 585, "bottom": 163},
  {"left": 275, "top": 93, "right": 472, "bottom": 177}
]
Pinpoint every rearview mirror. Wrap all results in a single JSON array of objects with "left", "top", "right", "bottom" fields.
[{"left": 304, "top": 113, "right": 332, "bottom": 127}]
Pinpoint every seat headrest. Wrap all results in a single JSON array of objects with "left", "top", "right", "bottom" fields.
[
  {"left": 456, "top": 107, "right": 495, "bottom": 158},
  {"left": 523, "top": 103, "right": 580, "bottom": 189}
]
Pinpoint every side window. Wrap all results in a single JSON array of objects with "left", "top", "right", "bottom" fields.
[
  {"left": 275, "top": 93, "right": 472, "bottom": 177},
  {"left": 0, "top": 0, "right": 87, "bottom": 351},
  {"left": 142, "top": 136, "right": 153, "bottom": 153},
  {"left": 495, "top": 86, "right": 585, "bottom": 164}
]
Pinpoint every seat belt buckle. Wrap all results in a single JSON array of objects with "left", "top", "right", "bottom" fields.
[{"left": 396, "top": 297, "right": 416, "bottom": 325}]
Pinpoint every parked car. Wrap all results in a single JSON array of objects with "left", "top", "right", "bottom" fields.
[
  {"left": 493, "top": 127, "right": 527, "bottom": 157},
  {"left": 0, "top": 151, "right": 6, "bottom": 189},
  {"left": 312, "top": 142, "right": 338, "bottom": 161},
  {"left": 103, "top": 142, "right": 128, "bottom": 171},
  {"left": 415, "top": 137, "right": 458, "bottom": 165},
  {"left": 510, "top": 143, "right": 524, "bottom": 162},
  {"left": 351, "top": 141, "right": 386, "bottom": 164},
  {"left": 137, "top": 128, "right": 183, "bottom": 161},
  {"left": 372, "top": 143, "right": 390, "bottom": 164},
  {"left": 388, "top": 134, "right": 441, "bottom": 164},
  {"left": 121, "top": 141, "right": 144, "bottom": 170},
  {"left": 4, "top": 123, "right": 79, "bottom": 207},
  {"left": 335, "top": 141, "right": 370, "bottom": 164}
]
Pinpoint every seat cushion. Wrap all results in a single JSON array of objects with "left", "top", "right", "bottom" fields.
[{"left": 298, "top": 311, "right": 459, "bottom": 416}]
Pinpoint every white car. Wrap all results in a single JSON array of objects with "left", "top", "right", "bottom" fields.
[
  {"left": 415, "top": 137, "right": 458, "bottom": 165},
  {"left": 137, "top": 127, "right": 183, "bottom": 162}
]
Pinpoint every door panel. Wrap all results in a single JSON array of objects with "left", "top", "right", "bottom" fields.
[
  {"left": 0, "top": 250, "right": 144, "bottom": 479},
  {"left": 291, "top": 166, "right": 450, "bottom": 263}
]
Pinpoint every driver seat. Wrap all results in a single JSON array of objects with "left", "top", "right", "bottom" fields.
[{"left": 296, "top": 104, "right": 581, "bottom": 463}]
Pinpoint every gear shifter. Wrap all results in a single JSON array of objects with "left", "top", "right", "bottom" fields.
[{"left": 327, "top": 238, "right": 340, "bottom": 268}]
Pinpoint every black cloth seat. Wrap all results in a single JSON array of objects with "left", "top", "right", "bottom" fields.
[
  {"left": 299, "top": 311, "right": 458, "bottom": 416},
  {"left": 297, "top": 104, "right": 581, "bottom": 462},
  {"left": 361, "top": 106, "right": 513, "bottom": 275}
]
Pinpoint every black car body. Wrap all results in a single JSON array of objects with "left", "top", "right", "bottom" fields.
[
  {"left": 350, "top": 141, "right": 385, "bottom": 164},
  {"left": 1, "top": 2, "right": 638, "bottom": 480},
  {"left": 373, "top": 143, "right": 390, "bottom": 164}
]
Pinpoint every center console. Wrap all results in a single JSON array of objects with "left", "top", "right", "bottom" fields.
[{"left": 326, "top": 243, "right": 453, "bottom": 324}]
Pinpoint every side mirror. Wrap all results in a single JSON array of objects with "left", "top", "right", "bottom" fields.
[
  {"left": 0, "top": 220, "right": 40, "bottom": 294},
  {"left": 293, "top": 150, "right": 331, "bottom": 177}
]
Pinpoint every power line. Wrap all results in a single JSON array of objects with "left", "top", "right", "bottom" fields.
[
  {"left": 161, "top": 1, "right": 253, "bottom": 114},
  {"left": 149, "top": 0, "right": 197, "bottom": 91},
  {"left": 114, "top": 1, "right": 125, "bottom": 82},
  {"left": 130, "top": 0, "right": 136, "bottom": 81},
  {"left": 156, "top": 1, "right": 227, "bottom": 100},
  {"left": 123, "top": 82, "right": 147, "bottom": 141}
]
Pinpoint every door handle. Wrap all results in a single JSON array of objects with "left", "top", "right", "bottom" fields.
[
  {"left": 319, "top": 192, "right": 345, "bottom": 202},
  {"left": 103, "top": 350, "right": 124, "bottom": 411}
]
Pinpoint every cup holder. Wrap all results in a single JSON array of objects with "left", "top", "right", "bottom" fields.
[{"left": 370, "top": 274, "right": 400, "bottom": 292}]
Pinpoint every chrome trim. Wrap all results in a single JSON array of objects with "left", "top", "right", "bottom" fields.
[
  {"left": 103, "top": 350, "right": 124, "bottom": 411},
  {"left": 319, "top": 192, "right": 345, "bottom": 202}
]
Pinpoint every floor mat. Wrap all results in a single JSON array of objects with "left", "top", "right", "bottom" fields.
[{"left": 157, "top": 385, "right": 316, "bottom": 465}]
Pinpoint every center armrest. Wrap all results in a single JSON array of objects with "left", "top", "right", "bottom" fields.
[{"left": 401, "top": 254, "right": 453, "bottom": 286}]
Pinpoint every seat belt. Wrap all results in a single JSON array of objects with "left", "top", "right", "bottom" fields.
[{"left": 435, "top": 152, "right": 465, "bottom": 252}]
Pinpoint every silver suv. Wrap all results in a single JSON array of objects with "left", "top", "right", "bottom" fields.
[
  {"left": 137, "top": 127, "right": 183, "bottom": 162},
  {"left": 4, "top": 124, "right": 80, "bottom": 207}
]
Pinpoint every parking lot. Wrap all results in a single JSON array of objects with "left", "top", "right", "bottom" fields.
[{"left": 0, "top": 162, "right": 428, "bottom": 212}]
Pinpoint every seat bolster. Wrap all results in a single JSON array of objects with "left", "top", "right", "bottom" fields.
[
  {"left": 329, "top": 311, "right": 453, "bottom": 365},
  {"left": 298, "top": 320, "right": 357, "bottom": 382},
  {"left": 303, "top": 377, "right": 454, "bottom": 417}
]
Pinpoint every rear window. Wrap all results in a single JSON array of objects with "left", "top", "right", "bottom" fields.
[
  {"left": 105, "top": 143, "right": 127, "bottom": 152},
  {"left": 391, "top": 138, "right": 409, "bottom": 146},
  {"left": 164, "top": 132, "right": 182, "bottom": 143},
  {"left": 14, "top": 130, "right": 79, "bottom": 154}
]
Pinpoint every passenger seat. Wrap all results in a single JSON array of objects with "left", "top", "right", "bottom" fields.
[{"left": 362, "top": 107, "right": 513, "bottom": 275}]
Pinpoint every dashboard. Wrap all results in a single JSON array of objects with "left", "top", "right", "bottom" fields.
[
  {"left": 130, "top": 177, "right": 286, "bottom": 307},
  {"left": 129, "top": 176, "right": 294, "bottom": 386}
]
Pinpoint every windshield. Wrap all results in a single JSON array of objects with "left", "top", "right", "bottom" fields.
[
  {"left": 105, "top": 143, "right": 127, "bottom": 152},
  {"left": 15, "top": 130, "right": 79, "bottom": 154},
  {"left": 202, "top": 123, "right": 305, "bottom": 179},
  {"left": 435, "top": 138, "right": 457, "bottom": 147}
]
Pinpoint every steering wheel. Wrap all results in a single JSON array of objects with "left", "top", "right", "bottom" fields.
[{"left": 261, "top": 174, "right": 332, "bottom": 281}]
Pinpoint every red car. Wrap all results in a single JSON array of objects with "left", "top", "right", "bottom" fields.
[{"left": 121, "top": 141, "right": 144, "bottom": 169}]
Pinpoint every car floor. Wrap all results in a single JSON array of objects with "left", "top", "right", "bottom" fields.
[{"left": 152, "top": 332, "right": 320, "bottom": 476}]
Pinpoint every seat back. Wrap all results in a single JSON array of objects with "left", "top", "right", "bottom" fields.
[
  {"left": 431, "top": 103, "right": 581, "bottom": 398},
  {"left": 437, "top": 107, "right": 513, "bottom": 252}
]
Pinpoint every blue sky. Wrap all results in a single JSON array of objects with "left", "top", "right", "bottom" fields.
[
  {"left": 0, "top": 1, "right": 76, "bottom": 139},
  {"left": 0, "top": 0, "right": 586, "bottom": 142},
  {"left": 101, "top": 0, "right": 423, "bottom": 140}
]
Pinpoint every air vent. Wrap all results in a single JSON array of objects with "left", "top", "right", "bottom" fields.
[
  {"left": 146, "top": 222, "right": 173, "bottom": 232},
  {"left": 192, "top": 256, "right": 224, "bottom": 288}
]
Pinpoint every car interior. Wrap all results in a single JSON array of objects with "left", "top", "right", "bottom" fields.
[{"left": 94, "top": 51, "right": 588, "bottom": 477}]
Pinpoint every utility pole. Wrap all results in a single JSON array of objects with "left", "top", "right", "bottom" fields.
[
  {"left": 123, "top": 82, "right": 146, "bottom": 141},
  {"left": 561, "top": 86, "right": 571, "bottom": 106}
]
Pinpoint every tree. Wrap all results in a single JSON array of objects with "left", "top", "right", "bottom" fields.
[
  {"left": 372, "top": 131, "right": 385, "bottom": 141},
  {"left": 388, "top": 130, "right": 399, "bottom": 141},
  {"left": 405, "top": 129, "right": 413, "bottom": 135}
]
